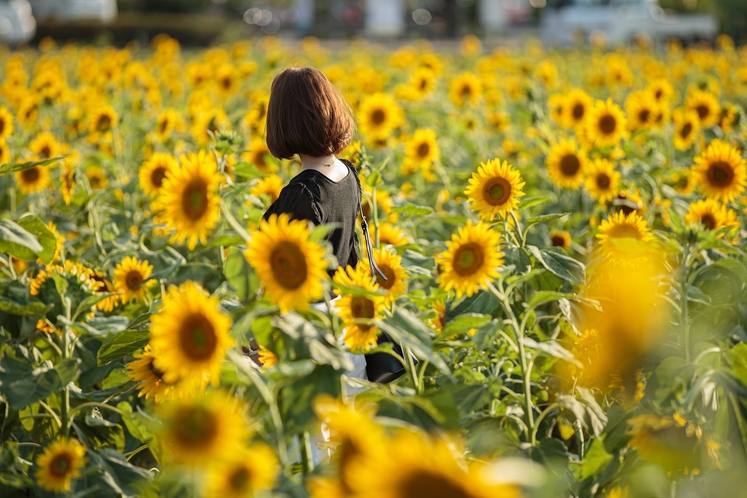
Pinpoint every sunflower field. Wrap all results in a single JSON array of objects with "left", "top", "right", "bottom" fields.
[{"left": 1, "top": 32, "right": 747, "bottom": 497}]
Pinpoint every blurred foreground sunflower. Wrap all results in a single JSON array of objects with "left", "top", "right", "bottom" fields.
[
  {"left": 334, "top": 262, "right": 386, "bottom": 351},
  {"left": 203, "top": 444, "right": 279, "bottom": 498},
  {"left": 366, "top": 247, "right": 409, "bottom": 307}
]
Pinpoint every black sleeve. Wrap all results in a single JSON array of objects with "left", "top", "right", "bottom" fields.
[{"left": 262, "top": 183, "right": 323, "bottom": 225}]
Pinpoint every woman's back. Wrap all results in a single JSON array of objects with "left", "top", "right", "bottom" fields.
[{"left": 262, "top": 158, "right": 360, "bottom": 276}]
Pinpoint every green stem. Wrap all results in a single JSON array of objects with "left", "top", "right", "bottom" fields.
[
  {"left": 489, "top": 281, "right": 534, "bottom": 441},
  {"left": 404, "top": 346, "right": 421, "bottom": 394},
  {"left": 124, "top": 444, "right": 149, "bottom": 461},
  {"left": 681, "top": 244, "right": 691, "bottom": 363},
  {"left": 301, "top": 431, "right": 313, "bottom": 475},
  {"left": 61, "top": 297, "right": 72, "bottom": 438},
  {"left": 68, "top": 401, "right": 126, "bottom": 421},
  {"left": 220, "top": 200, "right": 253, "bottom": 241}
]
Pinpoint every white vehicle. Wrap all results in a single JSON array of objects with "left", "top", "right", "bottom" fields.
[
  {"left": 541, "top": 0, "right": 718, "bottom": 46},
  {"left": 28, "top": 0, "right": 117, "bottom": 23},
  {"left": 0, "top": 0, "right": 35, "bottom": 46}
]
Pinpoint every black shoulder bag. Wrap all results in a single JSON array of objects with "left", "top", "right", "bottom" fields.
[{"left": 349, "top": 161, "right": 415, "bottom": 384}]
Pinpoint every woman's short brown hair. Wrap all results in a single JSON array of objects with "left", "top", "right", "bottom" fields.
[{"left": 265, "top": 66, "right": 355, "bottom": 160}]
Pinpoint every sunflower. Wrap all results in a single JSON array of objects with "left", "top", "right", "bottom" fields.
[
  {"left": 373, "top": 223, "right": 409, "bottom": 247},
  {"left": 85, "top": 166, "right": 108, "bottom": 190},
  {"left": 158, "top": 390, "right": 249, "bottom": 466},
  {"left": 334, "top": 263, "right": 386, "bottom": 351},
  {"left": 243, "top": 137, "right": 276, "bottom": 174},
  {"left": 585, "top": 159, "right": 620, "bottom": 204},
  {"left": 684, "top": 199, "right": 727, "bottom": 232},
  {"left": 158, "top": 151, "right": 222, "bottom": 249},
  {"left": 561, "top": 89, "right": 592, "bottom": 129},
  {"left": 405, "top": 128, "right": 439, "bottom": 166},
  {"left": 647, "top": 79, "right": 675, "bottom": 104},
  {"left": 149, "top": 281, "right": 234, "bottom": 387},
  {"left": 203, "top": 443, "right": 279, "bottom": 498},
  {"left": 345, "top": 430, "right": 521, "bottom": 498},
  {"left": 88, "top": 270, "right": 118, "bottom": 312},
  {"left": 29, "top": 131, "right": 59, "bottom": 160},
  {"left": 486, "top": 109, "right": 510, "bottom": 134},
  {"left": 691, "top": 139, "right": 747, "bottom": 202},
  {"left": 35, "top": 438, "right": 87, "bottom": 493},
  {"left": 410, "top": 68, "right": 436, "bottom": 98},
  {"left": 428, "top": 300, "right": 447, "bottom": 333},
  {"left": 250, "top": 174, "right": 285, "bottom": 204},
  {"left": 585, "top": 99, "right": 628, "bottom": 148},
  {"left": 15, "top": 165, "right": 50, "bottom": 194},
  {"left": 88, "top": 105, "right": 118, "bottom": 134},
  {"left": 546, "top": 138, "right": 588, "bottom": 189},
  {"left": 245, "top": 213, "right": 329, "bottom": 313},
  {"left": 628, "top": 414, "right": 706, "bottom": 475},
  {"left": 465, "top": 158, "right": 525, "bottom": 220},
  {"left": 718, "top": 103, "right": 739, "bottom": 134},
  {"left": 449, "top": 72, "right": 482, "bottom": 107},
  {"left": 625, "top": 91, "right": 657, "bottom": 131},
  {"left": 0, "top": 105, "right": 15, "bottom": 140},
  {"left": 126, "top": 345, "right": 178, "bottom": 403},
  {"left": 365, "top": 247, "right": 409, "bottom": 308},
  {"left": 0, "top": 139, "right": 10, "bottom": 166},
  {"left": 550, "top": 230, "right": 572, "bottom": 251},
  {"left": 136, "top": 152, "right": 165, "bottom": 188},
  {"left": 113, "top": 256, "right": 155, "bottom": 304},
  {"left": 436, "top": 221, "right": 503, "bottom": 298},
  {"left": 214, "top": 63, "right": 238, "bottom": 98},
  {"left": 358, "top": 93, "right": 404, "bottom": 137},
  {"left": 672, "top": 109, "right": 700, "bottom": 151},
  {"left": 312, "top": 394, "right": 383, "bottom": 492},
  {"left": 257, "top": 347, "right": 278, "bottom": 368},
  {"left": 60, "top": 156, "right": 76, "bottom": 205},
  {"left": 686, "top": 89, "right": 721, "bottom": 128},
  {"left": 596, "top": 210, "right": 653, "bottom": 245},
  {"left": 18, "top": 96, "right": 40, "bottom": 128},
  {"left": 154, "top": 108, "right": 182, "bottom": 141}
]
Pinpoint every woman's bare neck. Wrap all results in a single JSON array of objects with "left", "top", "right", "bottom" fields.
[{"left": 299, "top": 154, "right": 348, "bottom": 182}]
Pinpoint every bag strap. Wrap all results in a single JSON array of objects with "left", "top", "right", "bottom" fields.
[{"left": 347, "top": 160, "right": 387, "bottom": 282}]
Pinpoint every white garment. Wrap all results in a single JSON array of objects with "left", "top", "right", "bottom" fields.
[{"left": 309, "top": 296, "right": 369, "bottom": 465}]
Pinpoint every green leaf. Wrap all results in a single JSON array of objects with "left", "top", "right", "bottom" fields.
[
  {"left": 518, "top": 196, "right": 551, "bottom": 210},
  {"left": 521, "top": 337, "right": 582, "bottom": 368},
  {"left": 440, "top": 313, "right": 491, "bottom": 339},
  {"left": 527, "top": 245, "right": 585, "bottom": 285},
  {"left": 0, "top": 155, "right": 64, "bottom": 174},
  {"left": 527, "top": 291, "right": 574, "bottom": 310},
  {"left": 224, "top": 247, "right": 255, "bottom": 303},
  {"left": 97, "top": 331, "right": 149, "bottom": 366},
  {"left": 525, "top": 213, "right": 568, "bottom": 226},
  {"left": 0, "top": 356, "right": 74, "bottom": 410},
  {"left": 16, "top": 215, "right": 57, "bottom": 264},
  {"left": 365, "top": 170, "right": 383, "bottom": 187},
  {"left": 579, "top": 438, "right": 613, "bottom": 479},
  {"left": 390, "top": 204, "right": 434, "bottom": 216},
  {"left": 72, "top": 293, "right": 117, "bottom": 321},
  {"left": 233, "top": 161, "right": 262, "bottom": 180},
  {"left": 0, "top": 296, "right": 51, "bottom": 316},
  {"left": 0, "top": 220, "right": 43, "bottom": 261}
]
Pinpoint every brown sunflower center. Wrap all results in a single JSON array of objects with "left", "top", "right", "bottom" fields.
[
  {"left": 22, "top": 167, "right": 40, "bottom": 183},
  {"left": 596, "top": 173, "right": 611, "bottom": 190},
  {"left": 172, "top": 406, "right": 219, "bottom": 448},
  {"left": 89, "top": 174, "right": 102, "bottom": 188},
  {"left": 351, "top": 296, "right": 375, "bottom": 332},
  {"left": 572, "top": 103, "right": 585, "bottom": 120},
  {"left": 418, "top": 78, "right": 428, "bottom": 90},
  {"left": 371, "top": 109, "right": 386, "bottom": 126},
  {"left": 228, "top": 466, "right": 251, "bottom": 492},
  {"left": 97, "top": 114, "right": 112, "bottom": 132},
  {"left": 559, "top": 154, "right": 581, "bottom": 177},
  {"left": 49, "top": 453, "right": 73, "bottom": 478},
  {"left": 399, "top": 470, "right": 476, "bottom": 498},
  {"left": 461, "top": 84, "right": 472, "bottom": 97},
  {"left": 551, "top": 235, "right": 567, "bottom": 248},
  {"left": 679, "top": 122, "right": 693, "bottom": 139},
  {"left": 638, "top": 109, "right": 651, "bottom": 123},
  {"left": 599, "top": 114, "right": 617, "bottom": 135},
  {"left": 221, "top": 76, "right": 233, "bottom": 90},
  {"left": 482, "top": 177, "right": 511, "bottom": 206},
  {"left": 700, "top": 213, "right": 717, "bottom": 230},
  {"left": 375, "top": 264, "right": 396, "bottom": 290},
  {"left": 125, "top": 270, "right": 144, "bottom": 290},
  {"left": 417, "top": 142, "right": 430, "bottom": 159},
  {"left": 270, "top": 241, "right": 308, "bottom": 290},
  {"left": 707, "top": 161, "right": 734, "bottom": 187},
  {"left": 40, "top": 145, "right": 52, "bottom": 159},
  {"left": 148, "top": 357, "right": 168, "bottom": 383},
  {"left": 655, "top": 89, "right": 663, "bottom": 100},
  {"left": 158, "top": 117, "right": 170, "bottom": 134},
  {"left": 0, "top": 118, "right": 5, "bottom": 134},
  {"left": 452, "top": 242, "right": 485, "bottom": 276},
  {"left": 151, "top": 167, "right": 167, "bottom": 188},
  {"left": 695, "top": 104, "right": 709, "bottom": 120},
  {"left": 607, "top": 224, "right": 641, "bottom": 239},
  {"left": 179, "top": 313, "right": 217, "bottom": 361},
  {"left": 181, "top": 179, "right": 209, "bottom": 220}
]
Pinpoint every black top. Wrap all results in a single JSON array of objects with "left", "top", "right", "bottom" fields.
[{"left": 262, "top": 158, "right": 361, "bottom": 276}]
